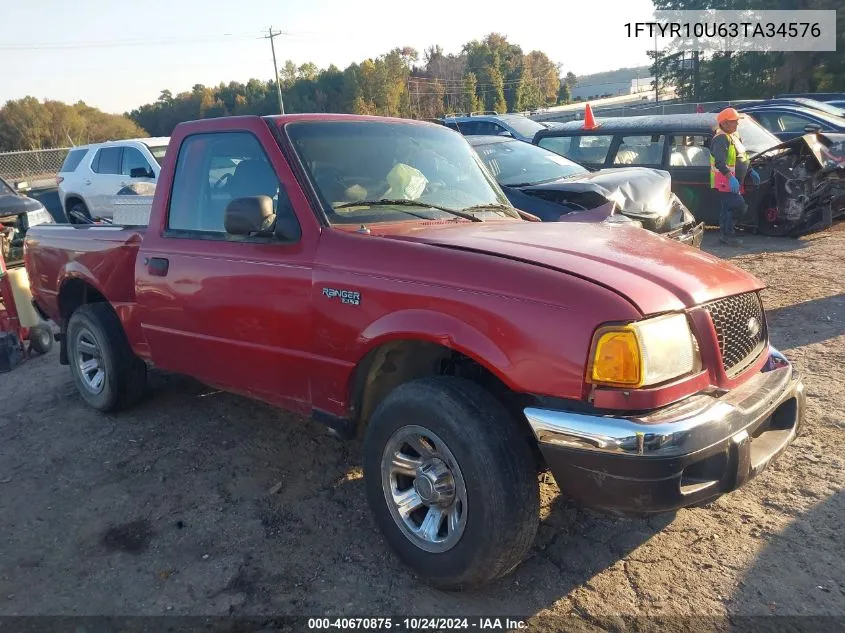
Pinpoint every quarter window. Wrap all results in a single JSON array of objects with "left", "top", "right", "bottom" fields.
[{"left": 60, "top": 148, "right": 88, "bottom": 173}]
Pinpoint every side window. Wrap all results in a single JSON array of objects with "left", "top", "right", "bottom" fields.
[
  {"left": 455, "top": 121, "right": 478, "bottom": 135},
  {"left": 60, "top": 148, "right": 88, "bottom": 173},
  {"left": 537, "top": 136, "right": 573, "bottom": 157},
  {"left": 472, "top": 121, "right": 507, "bottom": 136},
  {"left": 669, "top": 135, "right": 712, "bottom": 167},
  {"left": 121, "top": 147, "right": 152, "bottom": 176},
  {"left": 543, "top": 135, "right": 614, "bottom": 165},
  {"left": 613, "top": 134, "right": 666, "bottom": 166},
  {"left": 752, "top": 112, "right": 778, "bottom": 133},
  {"left": 92, "top": 147, "right": 122, "bottom": 174},
  {"left": 167, "top": 131, "right": 291, "bottom": 235},
  {"left": 775, "top": 113, "right": 817, "bottom": 132}
]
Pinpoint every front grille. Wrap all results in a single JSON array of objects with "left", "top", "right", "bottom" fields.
[{"left": 703, "top": 292, "right": 768, "bottom": 376}]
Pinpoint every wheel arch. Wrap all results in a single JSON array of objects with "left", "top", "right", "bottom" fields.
[
  {"left": 346, "top": 310, "right": 529, "bottom": 441},
  {"left": 56, "top": 275, "right": 111, "bottom": 364}
]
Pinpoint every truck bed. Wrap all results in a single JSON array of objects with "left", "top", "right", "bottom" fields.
[{"left": 24, "top": 224, "right": 145, "bottom": 324}]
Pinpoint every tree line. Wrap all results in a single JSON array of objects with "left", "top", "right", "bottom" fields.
[
  {"left": 649, "top": 0, "right": 845, "bottom": 101},
  {"left": 128, "top": 33, "right": 567, "bottom": 137},
  {"left": 0, "top": 97, "right": 146, "bottom": 152},
  {"left": 0, "top": 32, "right": 566, "bottom": 150}
]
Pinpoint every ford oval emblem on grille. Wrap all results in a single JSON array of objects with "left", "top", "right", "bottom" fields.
[{"left": 747, "top": 317, "right": 761, "bottom": 338}]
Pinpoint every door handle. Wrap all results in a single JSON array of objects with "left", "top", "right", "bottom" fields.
[
  {"left": 120, "top": 181, "right": 128, "bottom": 186},
  {"left": 145, "top": 257, "right": 169, "bottom": 277},
  {"left": 84, "top": 179, "right": 92, "bottom": 185}
]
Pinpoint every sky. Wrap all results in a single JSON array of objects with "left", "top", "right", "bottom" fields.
[{"left": 1, "top": 0, "right": 658, "bottom": 114}]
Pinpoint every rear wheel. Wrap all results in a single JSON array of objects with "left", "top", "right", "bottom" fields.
[
  {"left": 362, "top": 376, "right": 539, "bottom": 590},
  {"left": 67, "top": 200, "right": 91, "bottom": 224},
  {"left": 66, "top": 303, "right": 146, "bottom": 411}
]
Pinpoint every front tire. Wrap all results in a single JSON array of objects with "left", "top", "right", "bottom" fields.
[
  {"left": 363, "top": 376, "right": 539, "bottom": 590},
  {"left": 66, "top": 303, "right": 147, "bottom": 411}
]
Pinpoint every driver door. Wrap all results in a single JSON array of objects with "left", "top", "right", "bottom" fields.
[{"left": 136, "top": 130, "right": 314, "bottom": 412}]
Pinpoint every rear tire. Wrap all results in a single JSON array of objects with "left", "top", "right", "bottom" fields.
[
  {"left": 28, "top": 324, "right": 53, "bottom": 355},
  {"left": 362, "top": 376, "right": 539, "bottom": 590},
  {"left": 66, "top": 303, "right": 147, "bottom": 411},
  {"left": 67, "top": 200, "right": 91, "bottom": 225}
]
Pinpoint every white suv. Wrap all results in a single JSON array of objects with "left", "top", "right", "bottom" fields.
[{"left": 57, "top": 137, "right": 169, "bottom": 222}]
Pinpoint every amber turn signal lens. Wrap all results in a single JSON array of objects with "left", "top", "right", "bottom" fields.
[{"left": 590, "top": 329, "right": 642, "bottom": 387}]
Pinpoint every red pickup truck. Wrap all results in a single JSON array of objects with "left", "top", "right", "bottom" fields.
[{"left": 24, "top": 114, "right": 805, "bottom": 589}]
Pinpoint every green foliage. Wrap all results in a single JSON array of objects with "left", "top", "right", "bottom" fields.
[
  {"left": 649, "top": 0, "right": 845, "bottom": 100},
  {"left": 0, "top": 97, "right": 147, "bottom": 151},
  {"left": 119, "top": 33, "right": 573, "bottom": 134}
]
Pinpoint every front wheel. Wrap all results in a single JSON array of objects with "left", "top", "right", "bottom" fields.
[{"left": 362, "top": 377, "right": 539, "bottom": 590}]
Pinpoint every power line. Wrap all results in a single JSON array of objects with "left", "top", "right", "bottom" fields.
[{"left": 0, "top": 31, "right": 272, "bottom": 51}]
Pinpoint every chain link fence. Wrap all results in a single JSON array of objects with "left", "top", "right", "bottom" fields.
[{"left": 0, "top": 148, "right": 70, "bottom": 187}]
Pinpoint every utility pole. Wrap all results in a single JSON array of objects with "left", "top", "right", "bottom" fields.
[
  {"left": 264, "top": 27, "right": 285, "bottom": 114},
  {"left": 654, "top": 31, "right": 659, "bottom": 104}
]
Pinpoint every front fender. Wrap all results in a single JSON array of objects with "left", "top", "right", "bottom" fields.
[{"left": 359, "top": 308, "right": 515, "bottom": 387}]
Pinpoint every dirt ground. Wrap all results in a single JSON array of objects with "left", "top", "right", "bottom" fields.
[{"left": 1, "top": 224, "right": 843, "bottom": 629}]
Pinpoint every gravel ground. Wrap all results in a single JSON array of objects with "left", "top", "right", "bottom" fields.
[{"left": 0, "top": 225, "right": 843, "bottom": 628}]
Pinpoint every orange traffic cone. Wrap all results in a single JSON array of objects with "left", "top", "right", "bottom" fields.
[{"left": 583, "top": 102, "right": 597, "bottom": 129}]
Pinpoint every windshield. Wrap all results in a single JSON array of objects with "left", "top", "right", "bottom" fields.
[
  {"left": 737, "top": 118, "right": 781, "bottom": 154},
  {"left": 146, "top": 145, "right": 168, "bottom": 166},
  {"left": 0, "top": 177, "right": 12, "bottom": 195},
  {"left": 284, "top": 120, "right": 517, "bottom": 224},
  {"left": 473, "top": 139, "right": 588, "bottom": 186}
]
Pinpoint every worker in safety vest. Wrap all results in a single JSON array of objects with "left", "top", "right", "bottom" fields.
[{"left": 710, "top": 107, "right": 760, "bottom": 246}]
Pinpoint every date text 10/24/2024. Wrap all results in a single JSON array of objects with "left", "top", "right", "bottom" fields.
[{"left": 308, "top": 617, "right": 528, "bottom": 630}]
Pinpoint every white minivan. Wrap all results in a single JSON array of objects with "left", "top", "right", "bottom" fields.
[{"left": 56, "top": 137, "right": 169, "bottom": 222}]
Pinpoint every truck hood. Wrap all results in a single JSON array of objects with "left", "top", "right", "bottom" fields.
[{"left": 389, "top": 221, "right": 763, "bottom": 314}]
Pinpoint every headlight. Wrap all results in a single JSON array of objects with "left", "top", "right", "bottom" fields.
[
  {"left": 587, "top": 313, "right": 701, "bottom": 388},
  {"left": 27, "top": 207, "right": 55, "bottom": 227}
]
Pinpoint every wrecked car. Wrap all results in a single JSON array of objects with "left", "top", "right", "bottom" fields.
[
  {"left": 0, "top": 176, "right": 54, "bottom": 265},
  {"left": 531, "top": 113, "right": 786, "bottom": 232},
  {"left": 467, "top": 135, "right": 703, "bottom": 246},
  {"left": 749, "top": 132, "right": 845, "bottom": 236}
]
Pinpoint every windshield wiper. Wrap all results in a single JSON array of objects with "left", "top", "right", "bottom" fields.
[{"left": 333, "top": 199, "right": 483, "bottom": 222}]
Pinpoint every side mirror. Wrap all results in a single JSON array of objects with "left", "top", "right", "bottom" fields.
[
  {"left": 225, "top": 196, "right": 276, "bottom": 236},
  {"left": 804, "top": 124, "right": 822, "bottom": 133},
  {"left": 130, "top": 167, "right": 154, "bottom": 178},
  {"left": 15, "top": 181, "right": 31, "bottom": 193}
]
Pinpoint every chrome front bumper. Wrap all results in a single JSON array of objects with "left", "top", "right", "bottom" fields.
[{"left": 524, "top": 347, "right": 805, "bottom": 513}]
